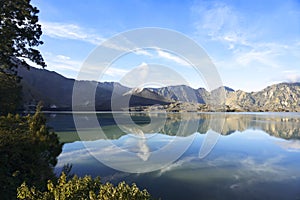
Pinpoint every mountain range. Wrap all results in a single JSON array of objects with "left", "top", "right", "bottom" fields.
[{"left": 18, "top": 67, "right": 300, "bottom": 112}]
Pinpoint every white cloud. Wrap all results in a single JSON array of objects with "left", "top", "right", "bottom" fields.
[
  {"left": 191, "top": 1, "right": 300, "bottom": 91},
  {"left": 105, "top": 67, "right": 129, "bottom": 77},
  {"left": 43, "top": 52, "right": 131, "bottom": 80},
  {"left": 41, "top": 21, "right": 154, "bottom": 57},
  {"left": 193, "top": 3, "right": 299, "bottom": 78},
  {"left": 118, "top": 62, "right": 191, "bottom": 88},
  {"left": 41, "top": 21, "right": 105, "bottom": 45},
  {"left": 44, "top": 52, "right": 81, "bottom": 72},
  {"left": 282, "top": 70, "right": 300, "bottom": 82},
  {"left": 133, "top": 49, "right": 153, "bottom": 56},
  {"left": 156, "top": 49, "right": 190, "bottom": 66},
  {"left": 192, "top": 2, "right": 250, "bottom": 48},
  {"left": 276, "top": 140, "right": 300, "bottom": 152},
  {"left": 235, "top": 49, "right": 281, "bottom": 68},
  {"left": 101, "top": 38, "right": 153, "bottom": 56},
  {"left": 157, "top": 156, "right": 195, "bottom": 176},
  {"left": 191, "top": 1, "right": 300, "bottom": 68},
  {"left": 56, "top": 55, "right": 71, "bottom": 60}
]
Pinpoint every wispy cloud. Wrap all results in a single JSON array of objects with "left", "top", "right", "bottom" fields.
[
  {"left": 191, "top": 0, "right": 300, "bottom": 91},
  {"left": 44, "top": 52, "right": 81, "bottom": 72},
  {"left": 235, "top": 49, "right": 281, "bottom": 68},
  {"left": 282, "top": 70, "right": 300, "bottom": 82},
  {"left": 41, "top": 21, "right": 105, "bottom": 45},
  {"left": 43, "top": 52, "right": 130, "bottom": 80},
  {"left": 192, "top": 2, "right": 250, "bottom": 49},
  {"left": 105, "top": 67, "right": 129, "bottom": 77},
  {"left": 276, "top": 140, "right": 300, "bottom": 152},
  {"left": 41, "top": 21, "right": 153, "bottom": 57},
  {"left": 157, "top": 156, "right": 195, "bottom": 176},
  {"left": 156, "top": 48, "right": 190, "bottom": 66}
]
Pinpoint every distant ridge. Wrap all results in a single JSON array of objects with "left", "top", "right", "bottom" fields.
[{"left": 18, "top": 67, "right": 300, "bottom": 112}]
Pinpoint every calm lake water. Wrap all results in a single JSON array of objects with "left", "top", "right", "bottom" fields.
[{"left": 46, "top": 112, "right": 300, "bottom": 200}]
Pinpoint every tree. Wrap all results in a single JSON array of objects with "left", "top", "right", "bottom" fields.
[
  {"left": 0, "top": 0, "right": 46, "bottom": 114},
  {"left": 0, "top": 72, "right": 22, "bottom": 115},
  {"left": 0, "top": 104, "right": 62, "bottom": 199},
  {"left": 0, "top": 0, "right": 46, "bottom": 74}
]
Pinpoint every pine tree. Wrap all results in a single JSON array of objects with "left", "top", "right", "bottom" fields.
[{"left": 0, "top": 0, "right": 45, "bottom": 114}]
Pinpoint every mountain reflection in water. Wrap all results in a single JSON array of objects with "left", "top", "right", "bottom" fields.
[
  {"left": 47, "top": 112, "right": 300, "bottom": 200},
  {"left": 47, "top": 112, "right": 300, "bottom": 141}
]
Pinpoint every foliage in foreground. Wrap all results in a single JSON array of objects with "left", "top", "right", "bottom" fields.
[
  {"left": 17, "top": 173, "right": 152, "bottom": 200},
  {"left": 0, "top": 105, "right": 62, "bottom": 199},
  {"left": 1, "top": 0, "right": 46, "bottom": 115},
  {"left": 0, "top": 0, "right": 46, "bottom": 73},
  {"left": 0, "top": 72, "right": 22, "bottom": 115}
]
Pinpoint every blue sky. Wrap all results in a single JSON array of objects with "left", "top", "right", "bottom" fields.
[{"left": 31, "top": 0, "right": 300, "bottom": 92}]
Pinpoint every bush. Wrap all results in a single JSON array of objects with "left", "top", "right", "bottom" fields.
[
  {"left": 17, "top": 173, "right": 152, "bottom": 200},
  {"left": 0, "top": 105, "right": 62, "bottom": 199},
  {"left": 0, "top": 72, "right": 22, "bottom": 115}
]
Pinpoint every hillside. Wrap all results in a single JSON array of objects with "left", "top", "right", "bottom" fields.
[
  {"left": 18, "top": 67, "right": 300, "bottom": 112},
  {"left": 225, "top": 83, "right": 300, "bottom": 112},
  {"left": 18, "top": 67, "right": 171, "bottom": 111}
]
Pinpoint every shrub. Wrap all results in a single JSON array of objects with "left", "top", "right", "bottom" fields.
[
  {"left": 17, "top": 173, "right": 152, "bottom": 200},
  {"left": 0, "top": 105, "right": 62, "bottom": 199}
]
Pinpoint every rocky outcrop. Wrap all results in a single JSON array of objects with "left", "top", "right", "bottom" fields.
[
  {"left": 225, "top": 83, "right": 300, "bottom": 112},
  {"left": 252, "top": 83, "right": 300, "bottom": 111},
  {"left": 150, "top": 85, "right": 206, "bottom": 103}
]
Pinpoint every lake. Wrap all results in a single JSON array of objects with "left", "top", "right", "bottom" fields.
[{"left": 46, "top": 112, "right": 300, "bottom": 200}]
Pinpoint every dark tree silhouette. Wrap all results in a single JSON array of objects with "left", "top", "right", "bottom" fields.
[
  {"left": 0, "top": 104, "right": 62, "bottom": 199},
  {"left": 0, "top": 0, "right": 45, "bottom": 114},
  {"left": 0, "top": 0, "right": 45, "bottom": 73}
]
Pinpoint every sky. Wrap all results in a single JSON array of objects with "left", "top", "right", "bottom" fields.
[{"left": 31, "top": 0, "right": 300, "bottom": 92}]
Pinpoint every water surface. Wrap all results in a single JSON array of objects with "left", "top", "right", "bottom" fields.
[{"left": 47, "top": 112, "right": 300, "bottom": 200}]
